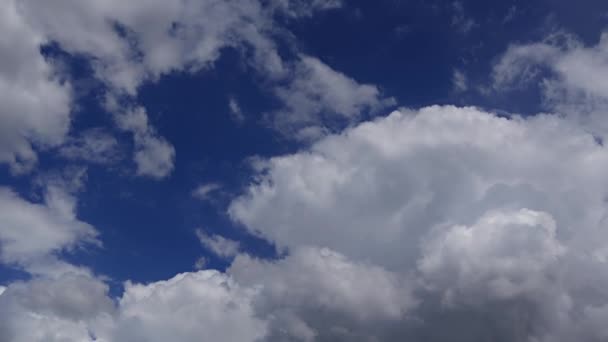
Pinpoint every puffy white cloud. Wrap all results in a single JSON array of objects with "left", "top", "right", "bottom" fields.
[
  {"left": 98, "top": 271, "right": 267, "bottom": 342},
  {"left": 0, "top": 273, "right": 113, "bottom": 342},
  {"left": 0, "top": 186, "right": 99, "bottom": 267},
  {"left": 418, "top": 209, "right": 565, "bottom": 303},
  {"left": 230, "top": 105, "right": 608, "bottom": 271},
  {"left": 0, "top": 0, "right": 72, "bottom": 173},
  {"left": 196, "top": 229, "right": 240, "bottom": 258},
  {"left": 229, "top": 105, "right": 608, "bottom": 340},
  {"left": 230, "top": 246, "right": 415, "bottom": 341}
]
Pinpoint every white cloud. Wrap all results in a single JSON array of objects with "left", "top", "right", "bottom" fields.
[
  {"left": 98, "top": 271, "right": 267, "bottom": 342},
  {"left": 230, "top": 246, "right": 415, "bottom": 341},
  {"left": 59, "top": 128, "right": 121, "bottom": 164},
  {"left": 0, "top": 0, "right": 72, "bottom": 174},
  {"left": 452, "top": 69, "right": 468, "bottom": 92},
  {"left": 0, "top": 273, "right": 113, "bottom": 342},
  {"left": 492, "top": 31, "right": 608, "bottom": 139},
  {"left": 228, "top": 96, "right": 246, "bottom": 124},
  {"left": 113, "top": 105, "right": 175, "bottom": 179},
  {"left": 0, "top": 186, "right": 99, "bottom": 268},
  {"left": 196, "top": 229, "right": 240, "bottom": 258},
  {"left": 419, "top": 209, "right": 565, "bottom": 304},
  {"left": 229, "top": 105, "right": 608, "bottom": 340},
  {"left": 192, "top": 182, "right": 222, "bottom": 201},
  {"left": 271, "top": 55, "right": 395, "bottom": 138}
]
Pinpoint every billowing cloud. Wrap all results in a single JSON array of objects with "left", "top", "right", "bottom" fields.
[
  {"left": 228, "top": 105, "right": 608, "bottom": 340},
  {"left": 0, "top": 0, "right": 72, "bottom": 174},
  {"left": 97, "top": 271, "right": 267, "bottom": 342},
  {"left": 0, "top": 186, "right": 98, "bottom": 268},
  {"left": 0, "top": 273, "right": 113, "bottom": 342}
]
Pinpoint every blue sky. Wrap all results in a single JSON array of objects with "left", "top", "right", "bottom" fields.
[{"left": 2, "top": 0, "right": 608, "bottom": 341}]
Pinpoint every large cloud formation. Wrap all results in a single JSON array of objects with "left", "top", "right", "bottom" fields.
[
  {"left": 4, "top": 104, "right": 608, "bottom": 341},
  {"left": 3, "top": 2, "right": 608, "bottom": 341}
]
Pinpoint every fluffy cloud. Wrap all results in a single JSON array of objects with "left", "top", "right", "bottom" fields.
[
  {"left": 0, "top": 0, "right": 72, "bottom": 174},
  {"left": 492, "top": 31, "right": 608, "bottom": 138},
  {"left": 229, "top": 105, "right": 608, "bottom": 340},
  {"left": 0, "top": 273, "right": 113, "bottom": 342},
  {"left": 0, "top": 0, "right": 374, "bottom": 174},
  {"left": 98, "top": 271, "right": 267, "bottom": 342},
  {"left": 418, "top": 209, "right": 565, "bottom": 303},
  {"left": 0, "top": 186, "right": 98, "bottom": 268},
  {"left": 230, "top": 246, "right": 415, "bottom": 341},
  {"left": 5, "top": 105, "right": 608, "bottom": 341}
]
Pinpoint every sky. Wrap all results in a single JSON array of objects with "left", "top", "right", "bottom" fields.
[{"left": 2, "top": 0, "right": 608, "bottom": 341}]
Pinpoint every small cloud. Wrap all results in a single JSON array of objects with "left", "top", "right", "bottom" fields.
[
  {"left": 452, "top": 69, "right": 468, "bottom": 92},
  {"left": 228, "top": 96, "right": 246, "bottom": 124},
  {"left": 193, "top": 256, "right": 208, "bottom": 270},
  {"left": 192, "top": 183, "right": 222, "bottom": 201},
  {"left": 59, "top": 128, "right": 122, "bottom": 165},
  {"left": 502, "top": 5, "right": 517, "bottom": 24},
  {"left": 451, "top": 1, "right": 476, "bottom": 33},
  {"left": 195, "top": 229, "right": 240, "bottom": 259}
]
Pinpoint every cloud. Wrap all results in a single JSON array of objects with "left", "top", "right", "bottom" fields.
[
  {"left": 0, "top": 273, "right": 113, "bottom": 342},
  {"left": 196, "top": 229, "right": 240, "bottom": 259},
  {"left": 492, "top": 30, "right": 608, "bottom": 138},
  {"left": 0, "top": 0, "right": 367, "bottom": 175},
  {"left": 452, "top": 69, "right": 468, "bottom": 92},
  {"left": 4, "top": 104, "right": 608, "bottom": 340},
  {"left": 418, "top": 209, "right": 565, "bottom": 304},
  {"left": 0, "top": 186, "right": 99, "bottom": 268},
  {"left": 228, "top": 96, "right": 246, "bottom": 124},
  {"left": 271, "top": 55, "right": 395, "bottom": 138},
  {"left": 113, "top": 105, "right": 175, "bottom": 179},
  {"left": 0, "top": 0, "right": 72, "bottom": 174},
  {"left": 59, "top": 128, "right": 121, "bottom": 165},
  {"left": 450, "top": 1, "right": 476, "bottom": 33},
  {"left": 192, "top": 182, "right": 222, "bottom": 201},
  {"left": 230, "top": 246, "right": 415, "bottom": 341},
  {"left": 229, "top": 105, "right": 608, "bottom": 340},
  {"left": 98, "top": 271, "right": 267, "bottom": 342}
]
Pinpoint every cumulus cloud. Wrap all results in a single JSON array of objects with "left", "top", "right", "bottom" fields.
[
  {"left": 196, "top": 229, "right": 240, "bottom": 259},
  {"left": 229, "top": 105, "right": 608, "bottom": 340},
  {"left": 230, "top": 246, "right": 415, "bottom": 341},
  {"left": 97, "top": 271, "right": 267, "bottom": 342},
  {"left": 0, "top": 0, "right": 72, "bottom": 174},
  {"left": 0, "top": 273, "right": 113, "bottom": 342},
  {"left": 0, "top": 186, "right": 99, "bottom": 268},
  {"left": 4, "top": 105, "right": 608, "bottom": 340}
]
